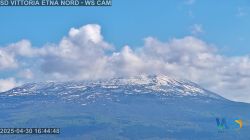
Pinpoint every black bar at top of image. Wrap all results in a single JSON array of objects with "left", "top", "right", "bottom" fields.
[{"left": 0, "top": 0, "right": 112, "bottom": 6}]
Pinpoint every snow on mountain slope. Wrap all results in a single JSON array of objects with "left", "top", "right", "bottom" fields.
[{"left": 1, "top": 75, "right": 225, "bottom": 104}]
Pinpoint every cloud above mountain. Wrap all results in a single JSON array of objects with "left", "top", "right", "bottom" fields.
[
  {"left": 0, "top": 24, "right": 250, "bottom": 102},
  {"left": 0, "top": 78, "right": 18, "bottom": 92}
]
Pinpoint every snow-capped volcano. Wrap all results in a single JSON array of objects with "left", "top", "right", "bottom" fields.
[
  {"left": 3, "top": 74, "right": 224, "bottom": 104},
  {"left": 1, "top": 75, "right": 249, "bottom": 140},
  {"left": 96, "top": 74, "right": 223, "bottom": 99}
]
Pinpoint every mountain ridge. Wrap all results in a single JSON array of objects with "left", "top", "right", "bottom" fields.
[{"left": 2, "top": 74, "right": 225, "bottom": 100}]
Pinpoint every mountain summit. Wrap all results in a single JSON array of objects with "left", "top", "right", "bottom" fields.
[{"left": 4, "top": 74, "right": 224, "bottom": 103}]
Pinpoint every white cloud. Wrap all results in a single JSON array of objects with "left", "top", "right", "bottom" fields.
[
  {"left": 110, "top": 45, "right": 146, "bottom": 77},
  {"left": 38, "top": 24, "right": 114, "bottom": 80},
  {"left": 18, "top": 69, "right": 34, "bottom": 79},
  {"left": 0, "top": 78, "right": 17, "bottom": 92},
  {"left": 0, "top": 49, "right": 17, "bottom": 70},
  {"left": 7, "top": 40, "right": 34, "bottom": 57},
  {"left": 69, "top": 24, "right": 102, "bottom": 44},
  {"left": 136, "top": 37, "right": 250, "bottom": 102},
  {"left": 1, "top": 24, "right": 250, "bottom": 103}
]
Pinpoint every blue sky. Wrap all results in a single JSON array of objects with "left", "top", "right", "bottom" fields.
[
  {"left": 1, "top": 0, "right": 250, "bottom": 102},
  {"left": 0, "top": 0, "right": 250, "bottom": 56}
]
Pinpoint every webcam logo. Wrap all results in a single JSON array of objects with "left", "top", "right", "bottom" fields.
[{"left": 216, "top": 118, "right": 243, "bottom": 131}]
